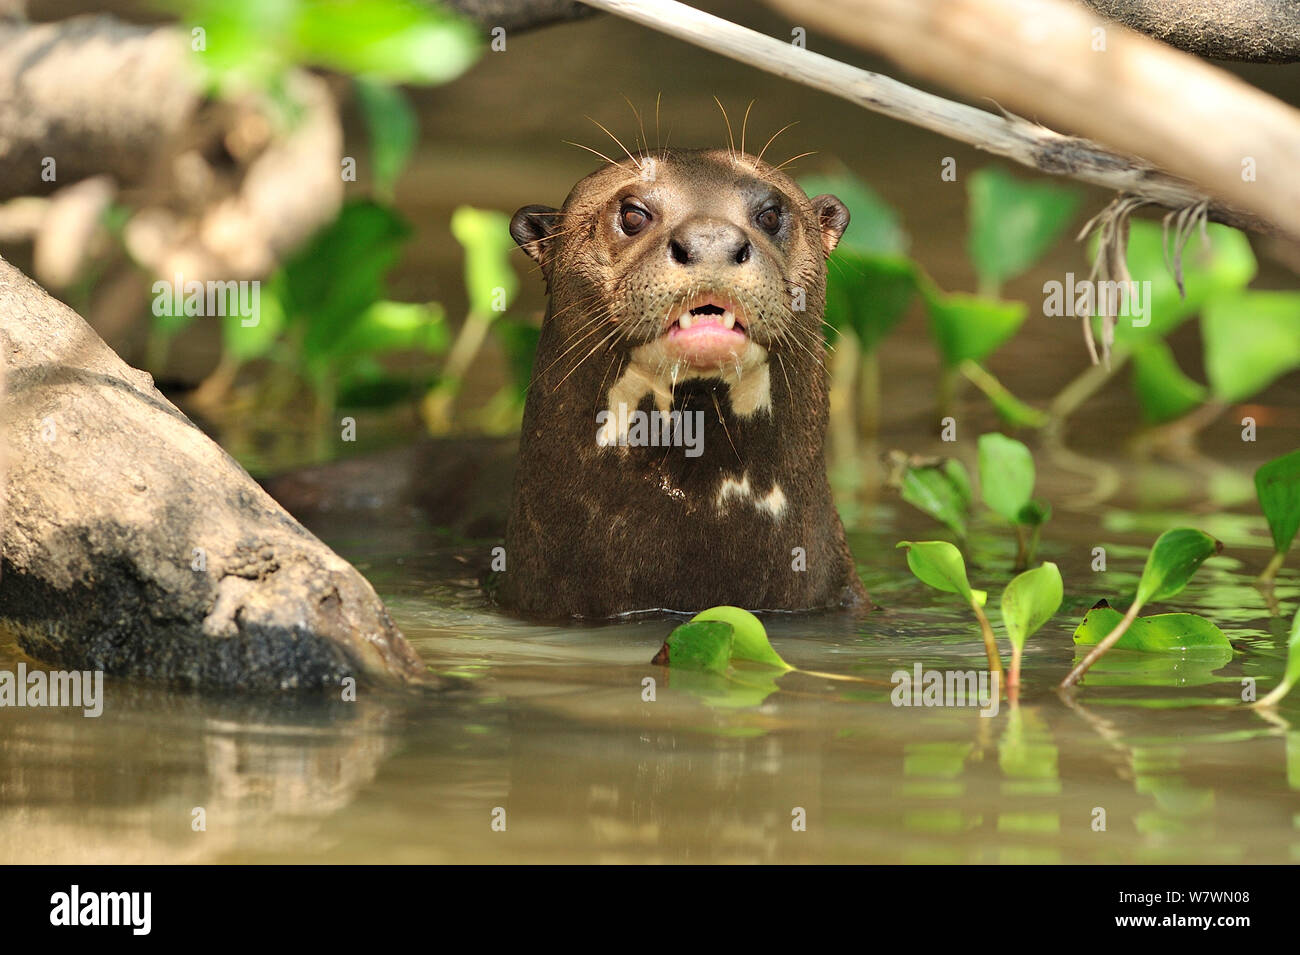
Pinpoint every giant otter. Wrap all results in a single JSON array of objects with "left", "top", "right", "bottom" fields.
[{"left": 497, "top": 147, "right": 867, "bottom": 618}]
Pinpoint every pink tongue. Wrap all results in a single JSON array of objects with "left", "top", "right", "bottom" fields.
[{"left": 667, "top": 317, "right": 745, "bottom": 365}]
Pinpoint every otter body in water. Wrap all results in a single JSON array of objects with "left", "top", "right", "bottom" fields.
[{"left": 498, "top": 147, "right": 867, "bottom": 618}]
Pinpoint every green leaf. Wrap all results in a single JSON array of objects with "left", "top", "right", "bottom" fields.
[
  {"left": 222, "top": 288, "right": 286, "bottom": 362},
  {"left": 691, "top": 606, "right": 790, "bottom": 670},
  {"left": 653, "top": 621, "right": 734, "bottom": 674},
  {"left": 967, "top": 167, "right": 1081, "bottom": 291},
  {"left": 282, "top": 201, "right": 412, "bottom": 364},
  {"left": 1255, "top": 449, "right": 1300, "bottom": 556},
  {"left": 798, "top": 174, "right": 908, "bottom": 257},
  {"left": 1134, "top": 527, "right": 1222, "bottom": 607},
  {"left": 330, "top": 300, "right": 448, "bottom": 359},
  {"left": 1001, "top": 562, "right": 1063, "bottom": 653},
  {"left": 897, "top": 540, "right": 975, "bottom": 604},
  {"left": 1129, "top": 340, "right": 1207, "bottom": 425},
  {"left": 1105, "top": 221, "right": 1256, "bottom": 347},
  {"left": 451, "top": 206, "right": 519, "bottom": 317},
  {"left": 291, "top": 0, "right": 481, "bottom": 85},
  {"left": 492, "top": 316, "right": 541, "bottom": 397},
  {"left": 1018, "top": 499, "right": 1051, "bottom": 526},
  {"left": 978, "top": 432, "right": 1035, "bottom": 524},
  {"left": 824, "top": 252, "right": 916, "bottom": 351},
  {"left": 922, "top": 286, "right": 1027, "bottom": 367},
  {"left": 355, "top": 77, "right": 417, "bottom": 198},
  {"left": 898, "top": 459, "right": 972, "bottom": 538},
  {"left": 1073, "top": 603, "right": 1231, "bottom": 654},
  {"left": 1202, "top": 290, "right": 1300, "bottom": 402}
]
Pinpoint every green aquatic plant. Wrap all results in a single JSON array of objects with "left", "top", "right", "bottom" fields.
[
  {"left": 1060, "top": 527, "right": 1223, "bottom": 689},
  {"left": 896, "top": 540, "right": 1002, "bottom": 685},
  {"left": 978, "top": 432, "right": 1050, "bottom": 569},
  {"left": 1254, "top": 449, "right": 1300, "bottom": 584},
  {"left": 651, "top": 607, "right": 789, "bottom": 673},
  {"left": 892, "top": 455, "right": 973, "bottom": 540},
  {"left": 1254, "top": 608, "right": 1300, "bottom": 708},
  {"left": 1001, "top": 562, "right": 1063, "bottom": 697},
  {"left": 1072, "top": 602, "right": 1232, "bottom": 654}
]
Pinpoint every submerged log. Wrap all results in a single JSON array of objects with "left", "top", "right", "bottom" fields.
[{"left": 0, "top": 258, "right": 435, "bottom": 692}]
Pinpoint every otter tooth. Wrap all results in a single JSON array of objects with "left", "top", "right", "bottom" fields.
[
  {"left": 678, "top": 314, "right": 693, "bottom": 330},
  {"left": 723, "top": 313, "right": 736, "bottom": 330}
]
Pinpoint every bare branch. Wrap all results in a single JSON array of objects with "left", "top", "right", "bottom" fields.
[{"left": 576, "top": 0, "right": 1297, "bottom": 240}]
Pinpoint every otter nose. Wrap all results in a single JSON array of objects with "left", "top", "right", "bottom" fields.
[{"left": 668, "top": 218, "right": 752, "bottom": 267}]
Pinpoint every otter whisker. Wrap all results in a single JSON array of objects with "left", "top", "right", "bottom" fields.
[
  {"left": 739, "top": 98, "right": 756, "bottom": 157},
  {"left": 563, "top": 139, "right": 634, "bottom": 173},
  {"left": 773, "top": 150, "right": 818, "bottom": 171},
  {"left": 755, "top": 121, "right": 799, "bottom": 169},
  {"left": 585, "top": 116, "right": 642, "bottom": 171},
  {"left": 713, "top": 95, "right": 736, "bottom": 160}
]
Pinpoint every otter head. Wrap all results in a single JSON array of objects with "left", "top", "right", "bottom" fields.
[{"left": 510, "top": 148, "right": 849, "bottom": 408}]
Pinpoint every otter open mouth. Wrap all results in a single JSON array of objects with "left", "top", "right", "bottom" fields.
[{"left": 664, "top": 295, "right": 748, "bottom": 367}]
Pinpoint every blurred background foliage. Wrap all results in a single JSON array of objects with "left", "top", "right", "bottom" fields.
[{"left": 14, "top": 0, "right": 1298, "bottom": 490}]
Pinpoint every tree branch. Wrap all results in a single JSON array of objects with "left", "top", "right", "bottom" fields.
[
  {"left": 0, "top": 257, "right": 435, "bottom": 691},
  {"left": 576, "top": 0, "right": 1298, "bottom": 240},
  {"left": 1080, "top": 0, "right": 1300, "bottom": 63}
]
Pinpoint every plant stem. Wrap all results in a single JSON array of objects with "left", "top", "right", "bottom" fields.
[
  {"left": 1014, "top": 524, "right": 1028, "bottom": 571},
  {"left": 1253, "top": 666, "right": 1297, "bottom": 709},
  {"left": 1258, "top": 549, "right": 1286, "bottom": 585},
  {"left": 857, "top": 347, "right": 881, "bottom": 438},
  {"left": 971, "top": 598, "right": 1004, "bottom": 687},
  {"left": 424, "top": 309, "right": 494, "bottom": 433},
  {"left": 1008, "top": 646, "right": 1022, "bottom": 704},
  {"left": 1059, "top": 600, "right": 1142, "bottom": 689},
  {"left": 1044, "top": 351, "right": 1129, "bottom": 440},
  {"left": 938, "top": 364, "right": 960, "bottom": 422},
  {"left": 959, "top": 360, "right": 1049, "bottom": 428}
]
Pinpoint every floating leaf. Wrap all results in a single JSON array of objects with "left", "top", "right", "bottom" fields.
[
  {"left": 1202, "top": 290, "right": 1300, "bottom": 402},
  {"left": 1134, "top": 527, "right": 1222, "bottom": 606},
  {"left": 967, "top": 167, "right": 1081, "bottom": 292},
  {"left": 1073, "top": 603, "right": 1231, "bottom": 655},
  {"left": 651, "top": 620, "right": 734, "bottom": 674},
  {"left": 1256, "top": 449, "right": 1300, "bottom": 557},
  {"left": 691, "top": 606, "right": 790, "bottom": 671},
  {"left": 898, "top": 459, "right": 972, "bottom": 538},
  {"left": 1002, "top": 562, "right": 1063, "bottom": 653},
  {"left": 978, "top": 432, "right": 1036, "bottom": 524},
  {"left": 897, "top": 540, "right": 977, "bottom": 604}
]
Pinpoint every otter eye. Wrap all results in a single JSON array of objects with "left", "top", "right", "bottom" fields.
[
  {"left": 756, "top": 206, "right": 782, "bottom": 234},
  {"left": 620, "top": 204, "right": 650, "bottom": 235}
]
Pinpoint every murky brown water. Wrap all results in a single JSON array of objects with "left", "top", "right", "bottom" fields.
[{"left": 3, "top": 450, "right": 1298, "bottom": 863}]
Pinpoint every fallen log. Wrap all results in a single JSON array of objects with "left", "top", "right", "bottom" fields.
[{"left": 0, "top": 258, "right": 435, "bottom": 692}]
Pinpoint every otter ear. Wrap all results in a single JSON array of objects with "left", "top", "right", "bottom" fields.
[
  {"left": 809, "top": 194, "right": 850, "bottom": 257},
  {"left": 510, "top": 205, "right": 562, "bottom": 265}
]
